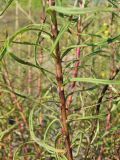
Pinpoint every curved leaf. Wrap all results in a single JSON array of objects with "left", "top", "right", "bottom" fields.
[
  {"left": 29, "top": 106, "right": 65, "bottom": 154},
  {"left": 9, "top": 52, "right": 54, "bottom": 75},
  {"left": 0, "top": 24, "right": 49, "bottom": 61}
]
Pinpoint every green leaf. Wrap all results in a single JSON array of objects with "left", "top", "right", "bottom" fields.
[
  {"left": 0, "top": 46, "right": 7, "bottom": 61},
  {"left": 9, "top": 52, "right": 54, "bottom": 75},
  {"left": 107, "top": 34, "right": 120, "bottom": 43},
  {"left": 0, "top": 108, "right": 15, "bottom": 119},
  {"left": 13, "top": 141, "right": 35, "bottom": 160},
  {"left": 9, "top": 24, "right": 49, "bottom": 42},
  {"left": 0, "top": 0, "right": 14, "bottom": 16},
  {"left": 71, "top": 78, "right": 120, "bottom": 85},
  {"left": 47, "top": 6, "right": 115, "bottom": 15},
  {"left": 108, "top": 0, "right": 119, "bottom": 8},
  {"left": 0, "top": 24, "right": 49, "bottom": 61},
  {"left": 44, "top": 119, "right": 60, "bottom": 141},
  {"left": 0, "top": 88, "right": 27, "bottom": 99},
  {"left": 29, "top": 106, "right": 65, "bottom": 154},
  {"left": 10, "top": 52, "right": 38, "bottom": 68},
  {"left": 62, "top": 34, "right": 120, "bottom": 58},
  {"left": 62, "top": 41, "right": 106, "bottom": 58},
  {"left": 68, "top": 114, "right": 106, "bottom": 122},
  {"left": 50, "top": 22, "right": 70, "bottom": 56},
  {"left": 0, "top": 124, "right": 17, "bottom": 141},
  {"left": 34, "top": 31, "right": 43, "bottom": 67}
]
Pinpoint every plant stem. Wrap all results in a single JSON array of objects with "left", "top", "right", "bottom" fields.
[
  {"left": 66, "top": 12, "right": 82, "bottom": 112},
  {"left": 2, "top": 61, "right": 28, "bottom": 127},
  {"left": 49, "top": 1, "right": 73, "bottom": 159},
  {"left": 84, "top": 67, "right": 120, "bottom": 159},
  {"left": 27, "top": 0, "right": 32, "bottom": 95}
]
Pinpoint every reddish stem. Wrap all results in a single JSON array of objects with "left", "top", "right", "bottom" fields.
[
  {"left": 49, "top": 1, "right": 73, "bottom": 159},
  {"left": 66, "top": 47, "right": 81, "bottom": 110}
]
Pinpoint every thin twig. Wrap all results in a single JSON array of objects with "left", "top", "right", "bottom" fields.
[
  {"left": 2, "top": 61, "right": 28, "bottom": 127},
  {"left": 84, "top": 67, "right": 120, "bottom": 160},
  {"left": 66, "top": 0, "right": 84, "bottom": 113}
]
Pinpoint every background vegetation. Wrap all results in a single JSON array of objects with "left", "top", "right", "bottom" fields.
[{"left": 0, "top": 0, "right": 120, "bottom": 160}]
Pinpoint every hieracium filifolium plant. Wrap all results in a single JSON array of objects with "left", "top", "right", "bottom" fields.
[{"left": 0, "top": 0, "right": 120, "bottom": 160}]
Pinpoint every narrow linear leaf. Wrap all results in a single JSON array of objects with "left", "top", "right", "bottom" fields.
[
  {"left": 10, "top": 52, "right": 37, "bottom": 68},
  {"left": 0, "top": 88, "right": 27, "bottom": 99},
  {"left": 0, "top": 46, "right": 7, "bottom": 61},
  {"left": 66, "top": 85, "right": 98, "bottom": 98},
  {"left": 62, "top": 41, "right": 106, "bottom": 58},
  {"left": 12, "top": 41, "right": 41, "bottom": 46},
  {"left": 0, "top": 24, "right": 49, "bottom": 61},
  {"left": 108, "top": 0, "right": 119, "bottom": 8},
  {"left": 13, "top": 142, "right": 32, "bottom": 160},
  {"left": 50, "top": 22, "right": 70, "bottom": 56},
  {"left": 34, "top": 31, "right": 42, "bottom": 66},
  {"left": 47, "top": 6, "right": 115, "bottom": 15},
  {"left": 9, "top": 52, "right": 54, "bottom": 75},
  {"left": 0, "top": 124, "right": 17, "bottom": 141},
  {"left": 68, "top": 114, "right": 106, "bottom": 122},
  {"left": 91, "top": 121, "right": 100, "bottom": 144},
  {"left": 0, "top": 0, "right": 14, "bottom": 16},
  {"left": 0, "top": 108, "right": 15, "bottom": 119},
  {"left": 62, "top": 34, "right": 120, "bottom": 58},
  {"left": 44, "top": 119, "right": 60, "bottom": 141},
  {"left": 10, "top": 24, "right": 49, "bottom": 42},
  {"left": 29, "top": 106, "right": 65, "bottom": 154},
  {"left": 71, "top": 78, "right": 120, "bottom": 85}
]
